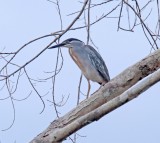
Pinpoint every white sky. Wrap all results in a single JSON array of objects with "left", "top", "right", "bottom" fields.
[{"left": 0, "top": 0, "right": 160, "bottom": 143}]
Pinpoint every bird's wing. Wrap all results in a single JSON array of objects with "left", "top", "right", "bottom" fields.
[{"left": 84, "top": 45, "right": 110, "bottom": 82}]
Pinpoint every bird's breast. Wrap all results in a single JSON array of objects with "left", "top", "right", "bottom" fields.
[{"left": 69, "top": 48, "right": 86, "bottom": 73}]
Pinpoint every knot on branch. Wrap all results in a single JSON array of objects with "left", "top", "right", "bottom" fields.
[
  {"left": 139, "top": 65, "right": 151, "bottom": 77},
  {"left": 139, "top": 58, "right": 160, "bottom": 80}
]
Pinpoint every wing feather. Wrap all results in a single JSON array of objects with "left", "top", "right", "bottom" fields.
[{"left": 84, "top": 45, "right": 110, "bottom": 82}]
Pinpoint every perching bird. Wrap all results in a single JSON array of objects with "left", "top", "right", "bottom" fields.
[{"left": 48, "top": 38, "right": 110, "bottom": 98}]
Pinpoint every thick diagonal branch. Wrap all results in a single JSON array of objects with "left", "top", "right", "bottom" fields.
[{"left": 30, "top": 49, "right": 160, "bottom": 143}]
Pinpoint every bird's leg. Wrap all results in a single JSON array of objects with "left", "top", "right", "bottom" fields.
[{"left": 86, "top": 79, "right": 91, "bottom": 98}]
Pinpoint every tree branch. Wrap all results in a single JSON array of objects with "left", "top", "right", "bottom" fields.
[{"left": 29, "top": 49, "right": 160, "bottom": 143}]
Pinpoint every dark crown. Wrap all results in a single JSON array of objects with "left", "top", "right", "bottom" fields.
[{"left": 65, "top": 38, "right": 82, "bottom": 43}]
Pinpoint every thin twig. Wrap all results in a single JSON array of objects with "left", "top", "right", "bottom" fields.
[{"left": 24, "top": 68, "right": 45, "bottom": 114}]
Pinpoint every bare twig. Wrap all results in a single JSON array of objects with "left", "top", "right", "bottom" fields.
[
  {"left": 117, "top": 1, "right": 124, "bottom": 31},
  {"left": 67, "top": 0, "right": 113, "bottom": 16},
  {"left": 24, "top": 68, "right": 45, "bottom": 114},
  {"left": 124, "top": 1, "right": 158, "bottom": 50},
  {"left": 2, "top": 79, "right": 16, "bottom": 131}
]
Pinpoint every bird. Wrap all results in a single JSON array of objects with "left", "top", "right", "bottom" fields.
[{"left": 48, "top": 38, "right": 110, "bottom": 98}]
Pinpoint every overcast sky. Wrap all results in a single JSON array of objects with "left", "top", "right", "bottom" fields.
[{"left": 0, "top": 0, "right": 160, "bottom": 143}]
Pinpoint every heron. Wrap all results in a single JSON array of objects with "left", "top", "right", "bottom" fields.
[{"left": 48, "top": 38, "right": 110, "bottom": 98}]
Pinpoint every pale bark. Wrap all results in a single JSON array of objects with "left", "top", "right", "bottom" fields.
[{"left": 30, "top": 49, "right": 160, "bottom": 143}]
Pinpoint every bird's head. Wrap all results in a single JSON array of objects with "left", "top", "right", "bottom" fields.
[{"left": 48, "top": 38, "right": 84, "bottom": 49}]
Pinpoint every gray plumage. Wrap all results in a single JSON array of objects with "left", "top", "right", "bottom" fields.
[{"left": 84, "top": 45, "right": 110, "bottom": 84}]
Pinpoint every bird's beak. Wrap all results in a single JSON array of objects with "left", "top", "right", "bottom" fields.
[{"left": 48, "top": 43, "right": 65, "bottom": 49}]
